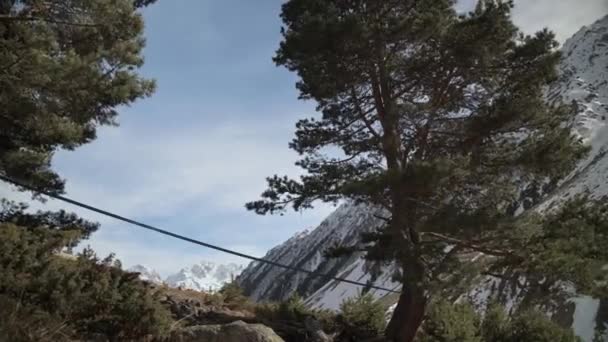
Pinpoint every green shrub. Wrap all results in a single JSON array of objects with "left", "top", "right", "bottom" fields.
[
  {"left": 416, "top": 300, "right": 581, "bottom": 342},
  {"left": 337, "top": 292, "right": 387, "bottom": 341},
  {"left": 418, "top": 299, "right": 481, "bottom": 342},
  {"left": 253, "top": 302, "right": 278, "bottom": 319},
  {"left": 254, "top": 294, "right": 312, "bottom": 323},
  {"left": 479, "top": 303, "right": 509, "bottom": 342},
  {"left": 279, "top": 294, "right": 310, "bottom": 320},
  {"left": 254, "top": 295, "right": 338, "bottom": 342},
  {"left": 0, "top": 295, "right": 74, "bottom": 342},
  {"left": 204, "top": 291, "right": 226, "bottom": 307},
  {"left": 503, "top": 309, "right": 581, "bottom": 342},
  {"left": 0, "top": 212, "right": 173, "bottom": 341},
  {"left": 219, "top": 280, "right": 252, "bottom": 310}
]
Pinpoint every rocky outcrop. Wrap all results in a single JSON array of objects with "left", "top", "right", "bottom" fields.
[
  {"left": 160, "top": 291, "right": 255, "bottom": 326},
  {"left": 169, "top": 321, "right": 284, "bottom": 342}
]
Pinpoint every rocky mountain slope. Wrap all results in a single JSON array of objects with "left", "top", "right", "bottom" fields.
[
  {"left": 237, "top": 204, "right": 390, "bottom": 304},
  {"left": 237, "top": 14, "right": 608, "bottom": 341},
  {"left": 129, "top": 264, "right": 163, "bottom": 284},
  {"left": 539, "top": 14, "right": 608, "bottom": 211},
  {"left": 129, "top": 261, "right": 245, "bottom": 292}
]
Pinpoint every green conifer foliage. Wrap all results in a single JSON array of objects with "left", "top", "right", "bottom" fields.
[
  {"left": 0, "top": 0, "right": 155, "bottom": 194},
  {"left": 219, "top": 280, "right": 252, "bottom": 310},
  {"left": 338, "top": 292, "right": 387, "bottom": 341},
  {"left": 0, "top": 1, "right": 168, "bottom": 339},
  {"left": 418, "top": 301, "right": 581, "bottom": 342},
  {"left": 418, "top": 300, "right": 481, "bottom": 342},
  {"left": 0, "top": 203, "right": 172, "bottom": 341}
]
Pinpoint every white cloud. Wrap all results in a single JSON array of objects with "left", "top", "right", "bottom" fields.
[
  {"left": 77, "top": 227, "right": 268, "bottom": 277},
  {"left": 4, "top": 118, "right": 302, "bottom": 221},
  {"left": 0, "top": 114, "right": 336, "bottom": 274}
]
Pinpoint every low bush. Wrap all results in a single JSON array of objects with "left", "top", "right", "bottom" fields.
[
  {"left": 254, "top": 294, "right": 338, "bottom": 341},
  {"left": 337, "top": 292, "right": 387, "bottom": 341},
  {"left": 417, "top": 300, "right": 581, "bottom": 342},
  {"left": 0, "top": 201, "right": 173, "bottom": 341}
]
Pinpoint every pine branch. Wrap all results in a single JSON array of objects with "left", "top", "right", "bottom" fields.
[
  {"left": 0, "top": 15, "right": 100, "bottom": 27},
  {"left": 429, "top": 245, "right": 463, "bottom": 282},
  {"left": 422, "top": 232, "right": 514, "bottom": 257},
  {"left": 351, "top": 87, "right": 382, "bottom": 141},
  {"left": 373, "top": 214, "right": 391, "bottom": 222},
  {"left": 402, "top": 197, "right": 439, "bottom": 210},
  {"left": 324, "top": 152, "right": 363, "bottom": 165}
]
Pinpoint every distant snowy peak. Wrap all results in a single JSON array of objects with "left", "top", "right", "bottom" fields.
[
  {"left": 128, "top": 265, "right": 163, "bottom": 284},
  {"left": 129, "top": 261, "right": 245, "bottom": 292},
  {"left": 165, "top": 261, "right": 245, "bottom": 292}
]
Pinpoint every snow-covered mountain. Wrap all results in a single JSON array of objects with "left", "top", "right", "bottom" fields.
[
  {"left": 129, "top": 264, "right": 163, "bottom": 284},
  {"left": 539, "top": 14, "right": 608, "bottom": 211},
  {"left": 237, "top": 14, "right": 608, "bottom": 341},
  {"left": 129, "top": 261, "right": 245, "bottom": 292},
  {"left": 165, "top": 261, "right": 245, "bottom": 292}
]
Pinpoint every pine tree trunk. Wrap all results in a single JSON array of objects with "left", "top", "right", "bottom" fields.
[{"left": 385, "top": 285, "right": 426, "bottom": 342}]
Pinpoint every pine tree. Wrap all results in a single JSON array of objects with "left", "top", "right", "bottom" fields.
[
  {"left": 246, "top": 1, "right": 605, "bottom": 341},
  {"left": 0, "top": 2, "right": 169, "bottom": 339},
  {"left": 0, "top": 0, "right": 155, "bottom": 194}
]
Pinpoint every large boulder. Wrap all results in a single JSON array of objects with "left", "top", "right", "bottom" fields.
[{"left": 170, "top": 320, "right": 284, "bottom": 342}]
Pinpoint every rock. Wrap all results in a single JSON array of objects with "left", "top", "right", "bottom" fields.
[
  {"left": 304, "top": 316, "right": 333, "bottom": 342},
  {"left": 86, "top": 333, "right": 109, "bottom": 342},
  {"left": 170, "top": 320, "right": 284, "bottom": 342}
]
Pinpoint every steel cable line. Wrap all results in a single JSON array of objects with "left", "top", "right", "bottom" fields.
[{"left": 0, "top": 174, "right": 400, "bottom": 294}]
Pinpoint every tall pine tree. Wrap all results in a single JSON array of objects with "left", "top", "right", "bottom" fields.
[
  {"left": 0, "top": 0, "right": 155, "bottom": 194},
  {"left": 247, "top": 1, "right": 605, "bottom": 341}
]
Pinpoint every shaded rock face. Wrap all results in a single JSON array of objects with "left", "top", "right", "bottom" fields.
[
  {"left": 539, "top": 14, "right": 608, "bottom": 212},
  {"left": 169, "top": 321, "right": 284, "bottom": 342},
  {"left": 237, "top": 204, "right": 391, "bottom": 304},
  {"left": 238, "top": 15, "right": 608, "bottom": 341}
]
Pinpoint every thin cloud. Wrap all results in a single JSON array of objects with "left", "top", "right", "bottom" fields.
[{"left": 511, "top": 0, "right": 607, "bottom": 43}]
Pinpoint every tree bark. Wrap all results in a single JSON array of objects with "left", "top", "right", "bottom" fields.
[{"left": 385, "top": 284, "right": 427, "bottom": 342}]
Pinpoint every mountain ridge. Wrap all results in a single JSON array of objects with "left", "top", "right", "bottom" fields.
[{"left": 129, "top": 261, "right": 245, "bottom": 292}]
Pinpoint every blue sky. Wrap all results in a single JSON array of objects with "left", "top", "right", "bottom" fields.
[{"left": 4, "top": 0, "right": 607, "bottom": 276}]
